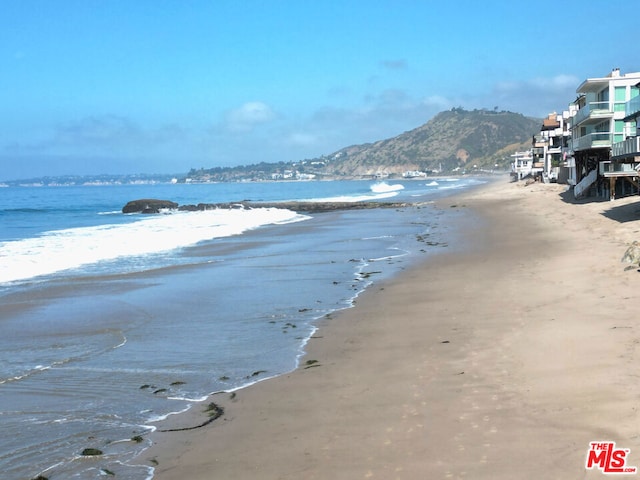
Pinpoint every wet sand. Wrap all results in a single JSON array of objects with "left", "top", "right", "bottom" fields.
[{"left": 145, "top": 179, "right": 640, "bottom": 479}]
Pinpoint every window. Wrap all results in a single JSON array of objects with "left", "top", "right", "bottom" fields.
[
  {"left": 614, "top": 120, "right": 624, "bottom": 143},
  {"left": 614, "top": 86, "right": 627, "bottom": 112},
  {"left": 598, "top": 88, "right": 610, "bottom": 102}
]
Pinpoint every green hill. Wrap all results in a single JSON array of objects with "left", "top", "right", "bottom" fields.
[{"left": 324, "top": 108, "right": 540, "bottom": 176}]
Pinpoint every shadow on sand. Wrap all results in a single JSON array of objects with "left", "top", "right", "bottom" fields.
[{"left": 558, "top": 188, "right": 640, "bottom": 223}]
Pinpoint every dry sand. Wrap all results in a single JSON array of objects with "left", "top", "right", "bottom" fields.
[{"left": 145, "top": 178, "right": 640, "bottom": 479}]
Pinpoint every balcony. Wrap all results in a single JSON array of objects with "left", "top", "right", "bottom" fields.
[
  {"left": 573, "top": 132, "right": 612, "bottom": 151},
  {"left": 612, "top": 136, "right": 640, "bottom": 158},
  {"left": 624, "top": 96, "right": 640, "bottom": 120},
  {"left": 599, "top": 160, "right": 640, "bottom": 176},
  {"left": 573, "top": 101, "right": 614, "bottom": 126},
  {"left": 533, "top": 136, "right": 547, "bottom": 148},
  {"left": 532, "top": 146, "right": 545, "bottom": 155}
]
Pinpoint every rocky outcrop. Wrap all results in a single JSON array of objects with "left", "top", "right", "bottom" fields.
[
  {"left": 179, "top": 201, "right": 412, "bottom": 213},
  {"left": 122, "top": 199, "right": 179, "bottom": 214},
  {"left": 80, "top": 448, "right": 103, "bottom": 456},
  {"left": 123, "top": 199, "right": 414, "bottom": 215}
]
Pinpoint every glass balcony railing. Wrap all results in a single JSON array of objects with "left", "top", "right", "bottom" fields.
[
  {"left": 625, "top": 96, "right": 640, "bottom": 119},
  {"left": 573, "top": 132, "right": 612, "bottom": 151},
  {"left": 573, "top": 101, "right": 614, "bottom": 125},
  {"left": 612, "top": 136, "right": 640, "bottom": 157},
  {"left": 599, "top": 160, "right": 640, "bottom": 175}
]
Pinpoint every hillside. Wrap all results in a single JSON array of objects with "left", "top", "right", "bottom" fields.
[
  {"left": 186, "top": 108, "right": 541, "bottom": 181},
  {"left": 324, "top": 108, "right": 540, "bottom": 176}
]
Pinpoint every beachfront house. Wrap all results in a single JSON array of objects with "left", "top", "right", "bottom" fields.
[
  {"left": 609, "top": 83, "right": 640, "bottom": 197},
  {"left": 510, "top": 150, "right": 538, "bottom": 180},
  {"left": 531, "top": 112, "right": 573, "bottom": 183},
  {"left": 570, "top": 68, "right": 640, "bottom": 200}
]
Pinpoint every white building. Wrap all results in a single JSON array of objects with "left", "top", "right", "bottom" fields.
[
  {"left": 532, "top": 112, "right": 573, "bottom": 183},
  {"left": 570, "top": 68, "right": 640, "bottom": 199},
  {"left": 510, "top": 150, "right": 538, "bottom": 180}
]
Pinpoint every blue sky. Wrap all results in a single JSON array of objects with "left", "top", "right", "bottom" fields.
[{"left": 1, "top": 0, "right": 639, "bottom": 180}]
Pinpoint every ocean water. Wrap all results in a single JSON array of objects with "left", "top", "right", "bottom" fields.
[{"left": 0, "top": 178, "right": 485, "bottom": 479}]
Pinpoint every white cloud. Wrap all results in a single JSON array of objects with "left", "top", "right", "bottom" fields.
[
  {"left": 284, "top": 132, "right": 319, "bottom": 148},
  {"left": 530, "top": 74, "right": 580, "bottom": 90},
  {"left": 225, "top": 101, "right": 276, "bottom": 133},
  {"left": 494, "top": 74, "right": 579, "bottom": 95},
  {"left": 421, "top": 95, "right": 452, "bottom": 110},
  {"left": 489, "top": 73, "right": 581, "bottom": 116}
]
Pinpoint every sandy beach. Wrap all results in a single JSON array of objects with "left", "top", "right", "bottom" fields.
[{"left": 145, "top": 178, "right": 640, "bottom": 479}]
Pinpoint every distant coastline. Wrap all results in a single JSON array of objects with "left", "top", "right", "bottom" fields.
[
  {"left": 1, "top": 170, "right": 505, "bottom": 188},
  {"left": 0, "top": 173, "right": 181, "bottom": 188}
]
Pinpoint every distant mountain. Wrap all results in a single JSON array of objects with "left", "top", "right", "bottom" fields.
[
  {"left": 184, "top": 108, "right": 541, "bottom": 182},
  {"left": 324, "top": 108, "right": 540, "bottom": 176}
]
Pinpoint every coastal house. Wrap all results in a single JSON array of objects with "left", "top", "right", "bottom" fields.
[
  {"left": 531, "top": 112, "right": 573, "bottom": 183},
  {"left": 570, "top": 68, "right": 640, "bottom": 199},
  {"left": 609, "top": 83, "right": 640, "bottom": 197},
  {"left": 510, "top": 150, "right": 538, "bottom": 180},
  {"left": 402, "top": 170, "right": 427, "bottom": 178}
]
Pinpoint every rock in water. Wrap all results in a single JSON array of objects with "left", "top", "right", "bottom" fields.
[
  {"left": 122, "top": 199, "right": 178, "bottom": 214},
  {"left": 81, "top": 448, "right": 103, "bottom": 456},
  {"left": 621, "top": 241, "right": 640, "bottom": 270}
]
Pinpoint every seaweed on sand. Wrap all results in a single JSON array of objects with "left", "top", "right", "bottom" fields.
[{"left": 159, "top": 402, "right": 224, "bottom": 433}]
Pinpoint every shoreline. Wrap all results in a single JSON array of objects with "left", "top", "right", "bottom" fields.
[{"left": 144, "top": 179, "right": 640, "bottom": 479}]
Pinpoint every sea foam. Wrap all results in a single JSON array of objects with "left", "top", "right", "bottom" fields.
[
  {"left": 370, "top": 181, "right": 404, "bottom": 193},
  {"left": 0, "top": 207, "right": 307, "bottom": 284}
]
